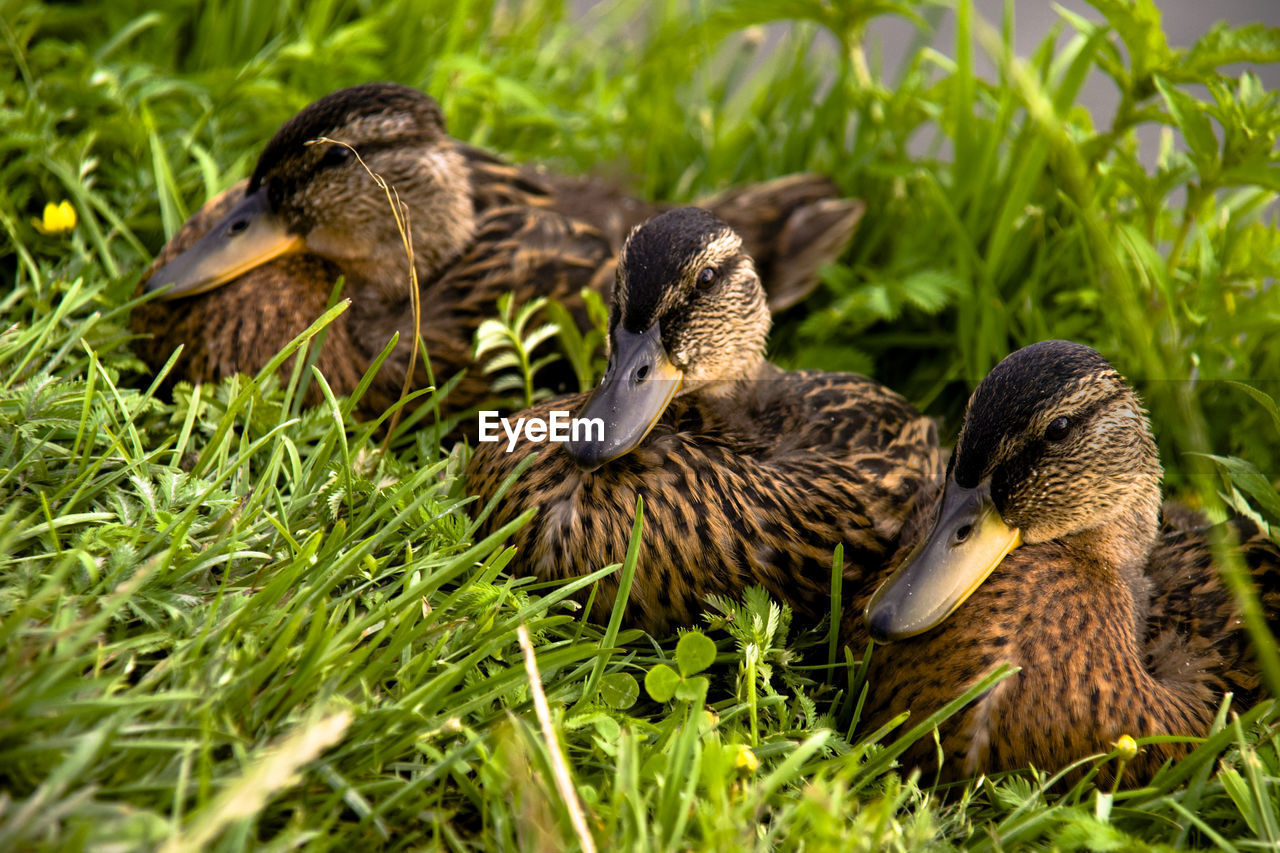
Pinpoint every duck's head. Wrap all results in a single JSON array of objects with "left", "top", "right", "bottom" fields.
[
  {"left": 146, "top": 82, "right": 475, "bottom": 302},
  {"left": 566, "top": 207, "right": 770, "bottom": 470},
  {"left": 866, "top": 340, "right": 1163, "bottom": 641}
]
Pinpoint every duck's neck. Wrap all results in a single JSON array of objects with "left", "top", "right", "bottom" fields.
[
  {"left": 1061, "top": 483, "right": 1162, "bottom": 634},
  {"left": 681, "top": 356, "right": 773, "bottom": 402},
  {"left": 678, "top": 361, "right": 780, "bottom": 437},
  {"left": 339, "top": 145, "right": 478, "bottom": 304}
]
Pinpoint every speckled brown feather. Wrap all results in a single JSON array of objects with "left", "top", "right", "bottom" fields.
[
  {"left": 365, "top": 208, "right": 615, "bottom": 419},
  {"left": 1141, "top": 511, "right": 1280, "bottom": 708},
  {"left": 846, "top": 340, "right": 1280, "bottom": 787},
  {"left": 468, "top": 370, "right": 940, "bottom": 634},
  {"left": 521, "top": 167, "right": 864, "bottom": 311}
]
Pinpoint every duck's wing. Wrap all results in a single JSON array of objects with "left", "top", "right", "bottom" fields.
[
  {"left": 1143, "top": 505, "right": 1280, "bottom": 707},
  {"left": 459, "top": 143, "right": 560, "bottom": 212},
  {"left": 361, "top": 206, "right": 614, "bottom": 421},
  {"left": 532, "top": 172, "right": 865, "bottom": 314},
  {"left": 699, "top": 176, "right": 863, "bottom": 314},
  {"left": 521, "top": 170, "right": 664, "bottom": 251},
  {"left": 756, "top": 369, "right": 943, "bottom": 545},
  {"left": 461, "top": 143, "right": 861, "bottom": 314}
]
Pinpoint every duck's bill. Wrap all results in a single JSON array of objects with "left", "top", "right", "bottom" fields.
[
  {"left": 865, "top": 479, "right": 1022, "bottom": 642},
  {"left": 564, "top": 323, "right": 683, "bottom": 471},
  {"left": 145, "top": 189, "right": 305, "bottom": 299}
]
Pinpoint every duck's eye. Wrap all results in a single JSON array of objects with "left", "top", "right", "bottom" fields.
[
  {"left": 317, "top": 145, "right": 354, "bottom": 170},
  {"left": 1045, "top": 416, "right": 1071, "bottom": 442},
  {"left": 696, "top": 267, "right": 717, "bottom": 289}
]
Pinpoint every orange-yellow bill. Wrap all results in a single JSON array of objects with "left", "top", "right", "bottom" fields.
[
  {"left": 865, "top": 479, "right": 1023, "bottom": 641},
  {"left": 146, "top": 189, "right": 305, "bottom": 299}
]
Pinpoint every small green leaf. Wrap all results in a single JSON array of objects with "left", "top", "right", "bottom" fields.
[
  {"left": 1084, "top": 0, "right": 1170, "bottom": 81},
  {"left": 1155, "top": 77, "right": 1219, "bottom": 173},
  {"left": 1220, "top": 162, "right": 1280, "bottom": 192},
  {"left": 598, "top": 672, "right": 639, "bottom": 710},
  {"left": 1182, "top": 22, "right": 1280, "bottom": 78},
  {"left": 645, "top": 664, "right": 680, "bottom": 703},
  {"left": 566, "top": 711, "right": 621, "bottom": 742},
  {"left": 1227, "top": 380, "right": 1280, "bottom": 436},
  {"left": 1050, "top": 810, "right": 1135, "bottom": 851},
  {"left": 1205, "top": 454, "right": 1280, "bottom": 521},
  {"left": 675, "top": 631, "right": 717, "bottom": 677},
  {"left": 1218, "top": 765, "right": 1260, "bottom": 835},
  {"left": 674, "top": 675, "right": 709, "bottom": 703}
]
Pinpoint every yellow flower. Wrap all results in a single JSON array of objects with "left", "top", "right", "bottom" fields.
[
  {"left": 734, "top": 744, "right": 759, "bottom": 774},
  {"left": 33, "top": 200, "right": 76, "bottom": 235},
  {"left": 1114, "top": 735, "right": 1138, "bottom": 761}
]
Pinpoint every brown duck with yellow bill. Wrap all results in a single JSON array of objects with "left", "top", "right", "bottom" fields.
[
  {"left": 467, "top": 208, "right": 941, "bottom": 635},
  {"left": 134, "top": 83, "right": 615, "bottom": 419},
  {"left": 853, "top": 340, "right": 1280, "bottom": 786}
]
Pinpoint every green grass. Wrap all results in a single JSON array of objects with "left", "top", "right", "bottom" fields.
[{"left": 3, "top": 0, "right": 1280, "bottom": 848}]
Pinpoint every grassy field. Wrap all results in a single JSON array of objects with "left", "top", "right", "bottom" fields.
[{"left": 3, "top": 0, "right": 1280, "bottom": 848}]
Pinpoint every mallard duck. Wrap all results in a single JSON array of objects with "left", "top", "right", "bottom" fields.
[
  {"left": 854, "top": 340, "right": 1280, "bottom": 785},
  {"left": 133, "top": 82, "right": 863, "bottom": 417},
  {"left": 133, "top": 83, "right": 613, "bottom": 418},
  {"left": 466, "top": 208, "right": 940, "bottom": 634}
]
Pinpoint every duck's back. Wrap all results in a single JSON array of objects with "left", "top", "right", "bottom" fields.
[
  {"left": 467, "top": 367, "right": 941, "bottom": 633},
  {"left": 375, "top": 206, "right": 614, "bottom": 420},
  {"left": 462, "top": 145, "right": 861, "bottom": 312},
  {"left": 1143, "top": 506, "right": 1280, "bottom": 709}
]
